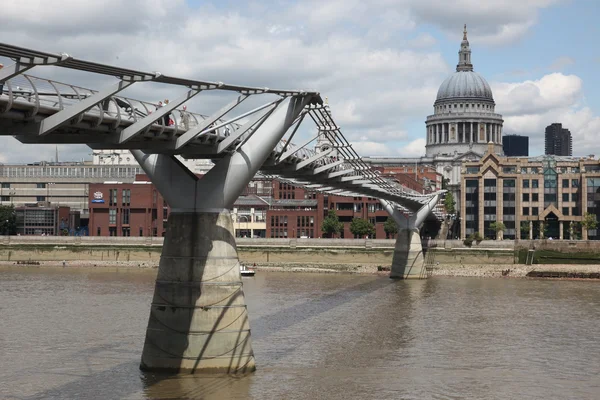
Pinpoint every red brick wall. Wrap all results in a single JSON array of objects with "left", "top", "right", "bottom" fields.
[{"left": 89, "top": 183, "right": 167, "bottom": 237}]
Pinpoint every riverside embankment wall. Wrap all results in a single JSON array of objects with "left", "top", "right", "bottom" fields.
[
  {"left": 0, "top": 237, "right": 397, "bottom": 266},
  {"left": 2, "top": 237, "right": 600, "bottom": 266}
]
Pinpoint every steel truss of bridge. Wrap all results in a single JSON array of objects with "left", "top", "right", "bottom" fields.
[
  {"left": 0, "top": 41, "right": 445, "bottom": 374},
  {"left": 0, "top": 41, "right": 443, "bottom": 217}
]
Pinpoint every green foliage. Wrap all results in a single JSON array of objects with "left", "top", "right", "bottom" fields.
[
  {"left": 473, "top": 232, "right": 483, "bottom": 242},
  {"left": 489, "top": 221, "right": 506, "bottom": 233},
  {"left": 321, "top": 210, "right": 344, "bottom": 238},
  {"left": 463, "top": 235, "right": 474, "bottom": 247},
  {"left": 0, "top": 205, "right": 17, "bottom": 235},
  {"left": 383, "top": 217, "right": 398, "bottom": 237},
  {"left": 581, "top": 212, "right": 598, "bottom": 231},
  {"left": 520, "top": 221, "right": 530, "bottom": 239},
  {"left": 443, "top": 191, "right": 456, "bottom": 215},
  {"left": 350, "top": 218, "right": 375, "bottom": 238}
]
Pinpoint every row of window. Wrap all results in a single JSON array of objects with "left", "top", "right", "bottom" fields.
[
  {"left": 100, "top": 227, "right": 159, "bottom": 237},
  {"left": 0, "top": 166, "right": 142, "bottom": 179},
  {"left": 436, "top": 103, "right": 494, "bottom": 112}
]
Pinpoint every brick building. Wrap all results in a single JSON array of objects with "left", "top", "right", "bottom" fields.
[
  {"left": 89, "top": 180, "right": 167, "bottom": 237},
  {"left": 89, "top": 174, "right": 423, "bottom": 239},
  {"left": 266, "top": 181, "right": 392, "bottom": 239}
]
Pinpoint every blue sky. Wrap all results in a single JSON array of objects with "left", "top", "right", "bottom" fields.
[{"left": 0, "top": 0, "right": 598, "bottom": 162}]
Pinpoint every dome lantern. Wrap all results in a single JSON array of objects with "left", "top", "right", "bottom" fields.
[{"left": 457, "top": 24, "right": 473, "bottom": 72}]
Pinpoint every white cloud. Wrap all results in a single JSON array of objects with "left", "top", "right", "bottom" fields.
[
  {"left": 493, "top": 73, "right": 583, "bottom": 116},
  {"left": 397, "top": 138, "right": 427, "bottom": 157},
  {"left": 492, "top": 73, "right": 600, "bottom": 156},
  {"left": 0, "top": 0, "right": 567, "bottom": 163},
  {"left": 405, "top": 0, "right": 563, "bottom": 46}
]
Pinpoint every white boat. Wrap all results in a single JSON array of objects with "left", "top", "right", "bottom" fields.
[{"left": 240, "top": 264, "right": 256, "bottom": 277}]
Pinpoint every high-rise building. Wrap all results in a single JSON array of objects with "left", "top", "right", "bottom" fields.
[
  {"left": 503, "top": 134, "right": 529, "bottom": 156},
  {"left": 545, "top": 123, "right": 572, "bottom": 156}
]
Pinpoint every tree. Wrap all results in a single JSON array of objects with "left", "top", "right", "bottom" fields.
[
  {"left": 321, "top": 210, "right": 344, "bottom": 238},
  {"left": 520, "top": 221, "right": 530, "bottom": 239},
  {"left": 350, "top": 218, "right": 376, "bottom": 238},
  {"left": 489, "top": 221, "right": 506, "bottom": 240},
  {"left": 0, "top": 205, "right": 17, "bottom": 235},
  {"left": 443, "top": 191, "right": 456, "bottom": 215},
  {"left": 383, "top": 217, "right": 398, "bottom": 238},
  {"left": 580, "top": 212, "right": 598, "bottom": 236}
]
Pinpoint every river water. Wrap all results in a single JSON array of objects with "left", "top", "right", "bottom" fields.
[{"left": 0, "top": 267, "right": 599, "bottom": 400}]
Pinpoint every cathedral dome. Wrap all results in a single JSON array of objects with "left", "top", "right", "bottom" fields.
[{"left": 436, "top": 70, "right": 493, "bottom": 102}]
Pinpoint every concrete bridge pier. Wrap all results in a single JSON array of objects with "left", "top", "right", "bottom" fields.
[
  {"left": 132, "top": 95, "right": 312, "bottom": 373},
  {"left": 381, "top": 194, "right": 441, "bottom": 279}
]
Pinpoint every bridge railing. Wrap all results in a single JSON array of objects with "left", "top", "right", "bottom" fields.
[{"left": 1, "top": 74, "right": 241, "bottom": 139}]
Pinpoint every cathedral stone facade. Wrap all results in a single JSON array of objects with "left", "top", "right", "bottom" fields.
[
  {"left": 425, "top": 25, "right": 503, "bottom": 158},
  {"left": 364, "top": 25, "right": 504, "bottom": 224}
]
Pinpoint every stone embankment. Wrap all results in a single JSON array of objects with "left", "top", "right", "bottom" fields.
[
  {"left": 2, "top": 236, "right": 600, "bottom": 278},
  {"left": 430, "top": 263, "right": 600, "bottom": 278}
]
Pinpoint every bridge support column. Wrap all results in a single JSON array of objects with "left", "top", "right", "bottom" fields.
[
  {"left": 132, "top": 95, "right": 312, "bottom": 373},
  {"left": 391, "top": 227, "right": 425, "bottom": 279},
  {"left": 140, "top": 210, "right": 254, "bottom": 373},
  {"left": 381, "top": 193, "right": 441, "bottom": 280}
]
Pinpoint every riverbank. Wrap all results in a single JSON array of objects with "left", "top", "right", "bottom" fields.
[{"left": 2, "top": 259, "right": 600, "bottom": 279}]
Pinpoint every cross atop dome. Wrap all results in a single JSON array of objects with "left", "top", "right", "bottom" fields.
[{"left": 457, "top": 24, "right": 473, "bottom": 72}]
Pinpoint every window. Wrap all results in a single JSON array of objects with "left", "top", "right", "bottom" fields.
[
  {"left": 109, "top": 209, "right": 117, "bottom": 225},
  {"left": 532, "top": 193, "right": 539, "bottom": 202},
  {"left": 572, "top": 193, "right": 578, "bottom": 202},
  {"left": 531, "top": 179, "right": 539, "bottom": 188},
  {"left": 572, "top": 207, "right": 580, "bottom": 216},
  {"left": 522, "top": 179, "right": 530, "bottom": 188},
  {"left": 1, "top": 183, "right": 10, "bottom": 188},
  {"left": 563, "top": 207, "right": 569, "bottom": 216},
  {"left": 163, "top": 207, "right": 168, "bottom": 220},
  {"left": 122, "top": 227, "right": 130, "bottom": 237},
  {"left": 97, "top": 227, "right": 101, "bottom": 236},
  {"left": 122, "top": 208, "right": 130, "bottom": 225},
  {"left": 122, "top": 189, "right": 131, "bottom": 206},
  {"left": 0, "top": 196, "right": 9, "bottom": 202},
  {"left": 36, "top": 196, "right": 46, "bottom": 202},
  {"left": 562, "top": 179, "right": 569, "bottom": 188},
  {"left": 109, "top": 227, "right": 117, "bottom": 237},
  {"left": 523, "top": 207, "right": 529, "bottom": 215},
  {"left": 139, "top": 228, "right": 143, "bottom": 237},
  {"left": 523, "top": 193, "right": 529, "bottom": 202},
  {"left": 532, "top": 208, "right": 539, "bottom": 216},
  {"left": 37, "top": 183, "right": 46, "bottom": 188},
  {"left": 109, "top": 189, "right": 117, "bottom": 206},
  {"left": 572, "top": 179, "right": 579, "bottom": 188},
  {"left": 562, "top": 193, "right": 569, "bottom": 202}
]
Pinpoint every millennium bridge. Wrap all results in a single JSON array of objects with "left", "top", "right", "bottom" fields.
[{"left": 0, "top": 42, "right": 444, "bottom": 373}]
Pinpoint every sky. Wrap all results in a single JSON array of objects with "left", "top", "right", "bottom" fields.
[{"left": 0, "top": 0, "right": 599, "bottom": 163}]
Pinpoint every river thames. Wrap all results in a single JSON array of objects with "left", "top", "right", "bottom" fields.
[{"left": 0, "top": 266, "right": 599, "bottom": 399}]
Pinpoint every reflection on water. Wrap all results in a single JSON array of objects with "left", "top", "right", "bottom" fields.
[{"left": 0, "top": 266, "right": 599, "bottom": 399}]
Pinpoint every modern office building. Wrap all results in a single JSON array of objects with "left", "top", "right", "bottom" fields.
[
  {"left": 545, "top": 123, "right": 573, "bottom": 156},
  {"left": 461, "top": 142, "right": 600, "bottom": 240},
  {"left": 503, "top": 134, "right": 529, "bottom": 156}
]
